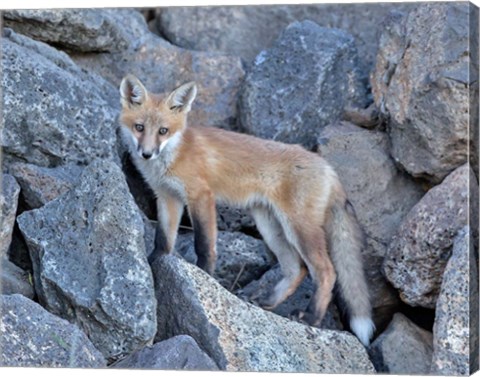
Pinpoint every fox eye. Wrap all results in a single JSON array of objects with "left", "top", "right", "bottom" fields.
[
  {"left": 159, "top": 127, "right": 169, "bottom": 135},
  {"left": 134, "top": 123, "right": 144, "bottom": 132}
]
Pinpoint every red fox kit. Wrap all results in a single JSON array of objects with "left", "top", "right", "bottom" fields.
[{"left": 119, "top": 75, "right": 375, "bottom": 346}]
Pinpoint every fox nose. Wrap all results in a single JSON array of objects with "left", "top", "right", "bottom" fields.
[{"left": 142, "top": 152, "right": 152, "bottom": 160}]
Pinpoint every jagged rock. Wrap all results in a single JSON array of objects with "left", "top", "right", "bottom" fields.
[
  {"left": 362, "top": 253, "right": 401, "bottom": 334},
  {"left": 71, "top": 10, "right": 244, "bottom": 130},
  {"left": 153, "top": 254, "right": 375, "bottom": 373},
  {"left": 175, "top": 231, "right": 275, "bottom": 290},
  {"left": 157, "top": 3, "right": 415, "bottom": 74},
  {"left": 239, "top": 21, "right": 367, "bottom": 149},
  {"left": 0, "top": 258, "right": 35, "bottom": 299},
  {"left": 383, "top": 164, "right": 478, "bottom": 308},
  {"left": 217, "top": 205, "right": 255, "bottom": 232},
  {"left": 0, "top": 294, "right": 106, "bottom": 367},
  {"left": 0, "top": 174, "right": 20, "bottom": 256},
  {"left": 2, "top": 9, "right": 144, "bottom": 52},
  {"left": 1, "top": 29, "right": 119, "bottom": 168},
  {"left": 371, "top": 3, "right": 472, "bottom": 183},
  {"left": 114, "top": 335, "right": 218, "bottom": 370},
  {"left": 368, "top": 313, "right": 433, "bottom": 374},
  {"left": 317, "top": 122, "right": 424, "bottom": 257},
  {"left": 7, "top": 162, "right": 82, "bottom": 209},
  {"left": 16, "top": 159, "right": 157, "bottom": 361},
  {"left": 431, "top": 227, "right": 477, "bottom": 375},
  {"left": 236, "top": 264, "right": 343, "bottom": 331}
]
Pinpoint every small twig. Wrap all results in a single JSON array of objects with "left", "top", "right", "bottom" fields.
[
  {"left": 178, "top": 225, "right": 194, "bottom": 231},
  {"left": 229, "top": 263, "right": 246, "bottom": 292}
]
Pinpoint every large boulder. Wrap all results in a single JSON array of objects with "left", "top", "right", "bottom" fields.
[
  {"left": 371, "top": 3, "right": 472, "bottom": 183},
  {"left": 2, "top": 9, "right": 143, "bottom": 52},
  {"left": 17, "top": 159, "right": 157, "bottom": 361},
  {"left": 383, "top": 164, "right": 478, "bottom": 308},
  {"left": 1, "top": 29, "right": 119, "bottom": 168},
  {"left": 431, "top": 227, "right": 477, "bottom": 375},
  {"left": 7, "top": 162, "right": 82, "bottom": 209},
  {"left": 175, "top": 231, "right": 274, "bottom": 290},
  {"left": 0, "top": 294, "right": 106, "bottom": 367},
  {"left": 0, "top": 174, "right": 20, "bottom": 256},
  {"left": 470, "top": 4, "right": 480, "bottom": 180},
  {"left": 317, "top": 122, "right": 424, "bottom": 257},
  {"left": 368, "top": 313, "right": 433, "bottom": 374},
  {"left": 114, "top": 335, "right": 218, "bottom": 370},
  {"left": 70, "top": 10, "right": 244, "bottom": 130},
  {"left": 156, "top": 3, "right": 415, "bottom": 74},
  {"left": 153, "top": 254, "right": 375, "bottom": 373},
  {"left": 239, "top": 21, "right": 367, "bottom": 149}
]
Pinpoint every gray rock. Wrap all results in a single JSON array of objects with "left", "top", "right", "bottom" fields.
[
  {"left": 175, "top": 231, "right": 275, "bottom": 290},
  {"left": 153, "top": 254, "right": 375, "bottom": 373},
  {"left": 0, "top": 294, "right": 106, "bottom": 367},
  {"left": 368, "top": 313, "right": 433, "bottom": 374},
  {"left": 157, "top": 3, "right": 415, "bottom": 75},
  {"left": 0, "top": 174, "right": 20, "bottom": 256},
  {"left": 371, "top": 3, "right": 472, "bottom": 183},
  {"left": 217, "top": 204, "right": 255, "bottom": 232},
  {"left": 143, "top": 217, "right": 157, "bottom": 259},
  {"left": 431, "top": 227, "right": 477, "bottom": 375},
  {"left": 1, "top": 29, "right": 119, "bottom": 168},
  {"left": 16, "top": 159, "right": 157, "bottom": 361},
  {"left": 3, "top": 9, "right": 144, "bottom": 52},
  {"left": 317, "top": 122, "right": 424, "bottom": 257},
  {"left": 0, "top": 257, "right": 35, "bottom": 299},
  {"left": 71, "top": 10, "right": 244, "bottom": 130},
  {"left": 470, "top": 4, "right": 479, "bottom": 180},
  {"left": 362, "top": 253, "right": 401, "bottom": 335},
  {"left": 114, "top": 335, "right": 218, "bottom": 370},
  {"left": 236, "top": 264, "right": 343, "bottom": 331},
  {"left": 239, "top": 20, "right": 367, "bottom": 149},
  {"left": 383, "top": 164, "right": 478, "bottom": 308},
  {"left": 8, "top": 162, "right": 82, "bottom": 209}
]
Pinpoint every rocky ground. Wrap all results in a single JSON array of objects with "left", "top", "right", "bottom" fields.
[{"left": 0, "top": 3, "right": 478, "bottom": 374}]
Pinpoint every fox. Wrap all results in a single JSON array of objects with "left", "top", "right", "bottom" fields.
[{"left": 118, "top": 74, "right": 375, "bottom": 346}]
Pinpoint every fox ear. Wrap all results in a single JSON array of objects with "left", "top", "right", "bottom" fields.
[
  {"left": 166, "top": 82, "right": 197, "bottom": 113},
  {"left": 120, "top": 75, "right": 148, "bottom": 107}
]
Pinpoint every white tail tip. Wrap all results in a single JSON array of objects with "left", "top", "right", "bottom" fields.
[{"left": 350, "top": 316, "right": 375, "bottom": 347}]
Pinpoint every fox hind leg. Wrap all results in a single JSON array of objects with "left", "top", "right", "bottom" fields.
[
  {"left": 279, "top": 218, "right": 337, "bottom": 327},
  {"left": 250, "top": 207, "right": 308, "bottom": 309}
]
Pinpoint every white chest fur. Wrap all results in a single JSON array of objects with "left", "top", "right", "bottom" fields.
[{"left": 133, "top": 153, "right": 187, "bottom": 202}]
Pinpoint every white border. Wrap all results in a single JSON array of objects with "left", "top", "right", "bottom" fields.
[{"left": 1, "top": 1, "right": 479, "bottom": 377}]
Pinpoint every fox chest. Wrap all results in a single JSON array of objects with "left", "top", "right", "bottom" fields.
[{"left": 135, "top": 158, "right": 187, "bottom": 202}]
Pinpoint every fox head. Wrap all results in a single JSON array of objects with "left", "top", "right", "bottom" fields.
[{"left": 119, "top": 74, "right": 197, "bottom": 160}]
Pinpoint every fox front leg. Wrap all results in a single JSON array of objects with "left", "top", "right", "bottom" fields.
[
  {"left": 149, "top": 192, "right": 184, "bottom": 264},
  {"left": 187, "top": 189, "right": 217, "bottom": 275}
]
